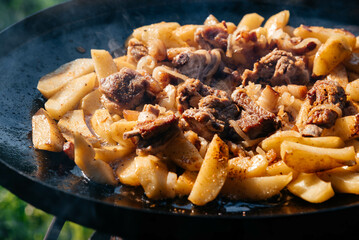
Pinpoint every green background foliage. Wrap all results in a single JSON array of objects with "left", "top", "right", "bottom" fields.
[{"left": 0, "top": 1, "right": 94, "bottom": 239}]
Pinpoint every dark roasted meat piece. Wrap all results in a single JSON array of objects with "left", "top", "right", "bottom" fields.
[
  {"left": 99, "top": 67, "right": 161, "bottom": 111},
  {"left": 182, "top": 95, "right": 239, "bottom": 140},
  {"left": 127, "top": 38, "right": 148, "bottom": 62},
  {"left": 306, "top": 79, "right": 346, "bottom": 128},
  {"left": 231, "top": 88, "right": 279, "bottom": 139},
  {"left": 241, "top": 49, "right": 309, "bottom": 86},
  {"left": 176, "top": 78, "right": 228, "bottom": 113},
  {"left": 123, "top": 114, "right": 180, "bottom": 153},
  {"left": 195, "top": 25, "right": 228, "bottom": 51},
  {"left": 172, "top": 49, "right": 221, "bottom": 80}
]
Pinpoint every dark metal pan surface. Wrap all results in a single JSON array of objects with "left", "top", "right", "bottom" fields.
[{"left": 1, "top": 0, "right": 359, "bottom": 238}]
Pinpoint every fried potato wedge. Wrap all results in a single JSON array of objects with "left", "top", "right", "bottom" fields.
[
  {"left": 318, "top": 169, "right": 359, "bottom": 195},
  {"left": 313, "top": 35, "right": 352, "bottom": 76},
  {"left": 264, "top": 10, "right": 290, "bottom": 34},
  {"left": 261, "top": 130, "right": 344, "bottom": 155},
  {"left": 94, "top": 145, "right": 134, "bottom": 163},
  {"left": 32, "top": 108, "right": 64, "bottom": 152},
  {"left": 293, "top": 25, "right": 356, "bottom": 48},
  {"left": 164, "top": 133, "right": 203, "bottom": 171},
  {"left": 266, "top": 160, "right": 297, "bottom": 178},
  {"left": 135, "top": 155, "right": 176, "bottom": 199},
  {"left": 188, "top": 135, "right": 229, "bottom": 206},
  {"left": 114, "top": 56, "right": 136, "bottom": 71},
  {"left": 221, "top": 174, "right": 292, "bottom": 201},
  {"left": 228, "top": 155, "right": 268, "bottom": 179},
  {"left": 175, "top": 171, "right": 198, "bottom": 197},
  {"left": 115, "top": 155, "right": 140, "bottom": 186},
  {"left": 91, "top": 49, "right": 118, "bottom": 81},
  {"left": 287, "top": 173, "right": 334, "bottom": 203},
  {"left": 74, "top": 134, "right": 117, "bottom": 185},
  {"left": 281, "top": 141, "right": 356, "bottom": 173},
  {"left": 45, "top": 72, "right": 96, "bottom": 120},
  {"left": 37, "top": 58, "right": 94, "bottom": 99},
  {"left": 58, "top": 110, "right": 99, "bottom": 146},
  {"left": 173, "top": 25, "right": 201, "bottom": 47},
  {"left": 80, "top": 89, "right": 103, "bottom": 115},
  {"left": 90, "top": 109, "right": 116, "bottom": 145},
  {"left": 110, "top": 120, "right": 137, "bottom": 148},
  {"left": 323, "top": 115, "right": 359, "bottom": 141},
  {"left": 238, "top": 13, "right": 264, "bottom": 31},
  {"left": 346, "top": 79, "right": 359, "bottom": 101}
]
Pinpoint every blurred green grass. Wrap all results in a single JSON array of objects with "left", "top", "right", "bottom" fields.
[{"left": 0, "top": 0, "right": 94, "bottom": 239}]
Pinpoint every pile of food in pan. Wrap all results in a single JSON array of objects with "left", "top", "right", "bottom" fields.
[{"left": 32, "top": 10, "right": 359, "bottom": 205}]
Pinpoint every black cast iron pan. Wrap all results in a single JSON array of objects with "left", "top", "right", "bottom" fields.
[{"left": 1, "top": 0, "right": 359, "bottom": 239}]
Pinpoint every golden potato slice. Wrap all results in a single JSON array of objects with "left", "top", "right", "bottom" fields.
[
  {"left": 313, "top": 35, "right": 352, "bottom": 76},
  {"left": 133, "top": 22, "right": 184, "bottom": 48},
  {"left": 173, "top": 25, "right": 201, "bottom": 47},
  {"left": 45, "top": 72, "right": 96, "bottom": 120},
  {"left": 135, "top": 155, "right": 176, "bottom": 199},
  {"left": 94, "top": 145, "right": 134, "bottom": 163},
  {"left": 293, "top": 25, "right": 356, "bottom": 48},
  {"left": 266, "top": 160, "right": 297, "bottom": 178},
  {"left": 221, "top": 174, "right": 292, "bottom": 201},
  {"left": 323, "top": 115, "right": 359, "bottom": 141},
  {"left": 110, "top": 120, "right": 137, "bottom": 148},
  {"left": 58, "top": 110, "right": 99, "bottom": 146},
  {"left": 164, "top": 133, "right": 203, "bottom": 171},
  {"left": 318, "top": 169, "right": 359, "bottom": 194},
  {"left": 80, "top": 89, "right": 103, "bottom": 115},
  {"left": 91, "top": 49, "right": 118, "bottom": 81},
  {"left": 114, "top": 56, "right": 136, "bottom": 71},
  {"left": 264, "top": 10, "right": 290, "bottom": 34},
  {"left": 346, "top": 79, "right": 359, "bottom": 101},
  {"left": 90, "top": 109, "right": 116, "bottom": 145},
  {"left": 287, "top": 173, "right": 334, "bottom": 203},
  {"left": 281, "top": 141, "right": 356, "bottom": 173},
  {"left": 238, "top": 13, "right": 264, "bottom": 31},
  {"left": 32, "top": 108, "right": 64, "bottom": 152},
  {"left": 261, "top": 130, "right": 344, "bottom": 155},
  {"left": 325, "top": 64, "right": 348, "bottom": 88},
  {"left": 115, "top": 155, "right": 140, "bottom": 186},
  {"left": 175, "top": 171, "right": 198, "bottom": 197},
  {"left": 228, "top": 155, "right": 268, "bottom": 179},
  {"left": 188, "top": 135, "right": 229, "bottom": 206},
  {"left": 74, "top": 134, "right": 117, "bottom": 185},
  {"left": 37, "top": 58, "right": 94, "bottom": 99}
]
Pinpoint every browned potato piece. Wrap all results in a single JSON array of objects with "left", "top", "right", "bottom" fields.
[
  {"left": 110, "top": 120, "right": 137, "bottom": 148},
  {"left": 74, "top": 134, "right": 118, "bottom": 185},
  {"left": 228, "top": 155, "right": 268, "bottom": 179},
  {"left": 281, "top": 141, "right": 356, "bottom": 173},
  {"left": 293, "top": 25, "right": 356, "bottom": 48},
  {"left": 264, "top": 10, "right": 290, "bottom": 33},
  {"left": 287, "top": 173, "right": 334, "bottom": 203},
  {"left": 221, "top": 174, "right": 292, "bottom": 201},
  {"left": 91, "top": 49, "right": 118, "bottom": 81},
  {"left": 58, "top": 110, "right": 99, "bottom": 146},
  {"left": 173, "top": 25, "right": 201, "bottom": 47},
  {"left": 313, "top": 35, "right": 352, "bottom": 76},
  {"left": 80, "top": 89, "right": 103, "bottom": 115},
  {"left": 90, "top": 109, "right": 116, "bottom": 145},
  {"left": 37, "top": 58, "right": 94, "bottom": 99},
  {"left": 94, "top": 145, "right": 134, "bottom": 163},
  {"left": 175, "top": 171, "right": 198, "bottom": 196},
  {"left": 115, "top": 155, "right": 140, "bottom": 186},
  {"left": 323, "top": 115, "right": 359, "bottom": 141},
  {"left": 319, "top": 169, "right": 359, "bottom": 195},
  {"left": 32, "top": 108, "right": 64, "bottom": 152},
  {"left": 45, "top": 72, "right": 97, "bottom": 120},
  {"left": 346, "top": 79, "right": 359, "bottom": 101},
  {"left": 114, "top": 56, "right": 136, "bottom": 71},
  {"left": 164, "top": 133, "right": 203, "bottom": 171},
  {"left": 188, "top": 135, "right": 229, "bottom": 206},
  {"left": 238, "top": 13, "right": 264, "bottom": 31},
  {"left": 135, "top": 155, "right": 176, "bottom": 199}
]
